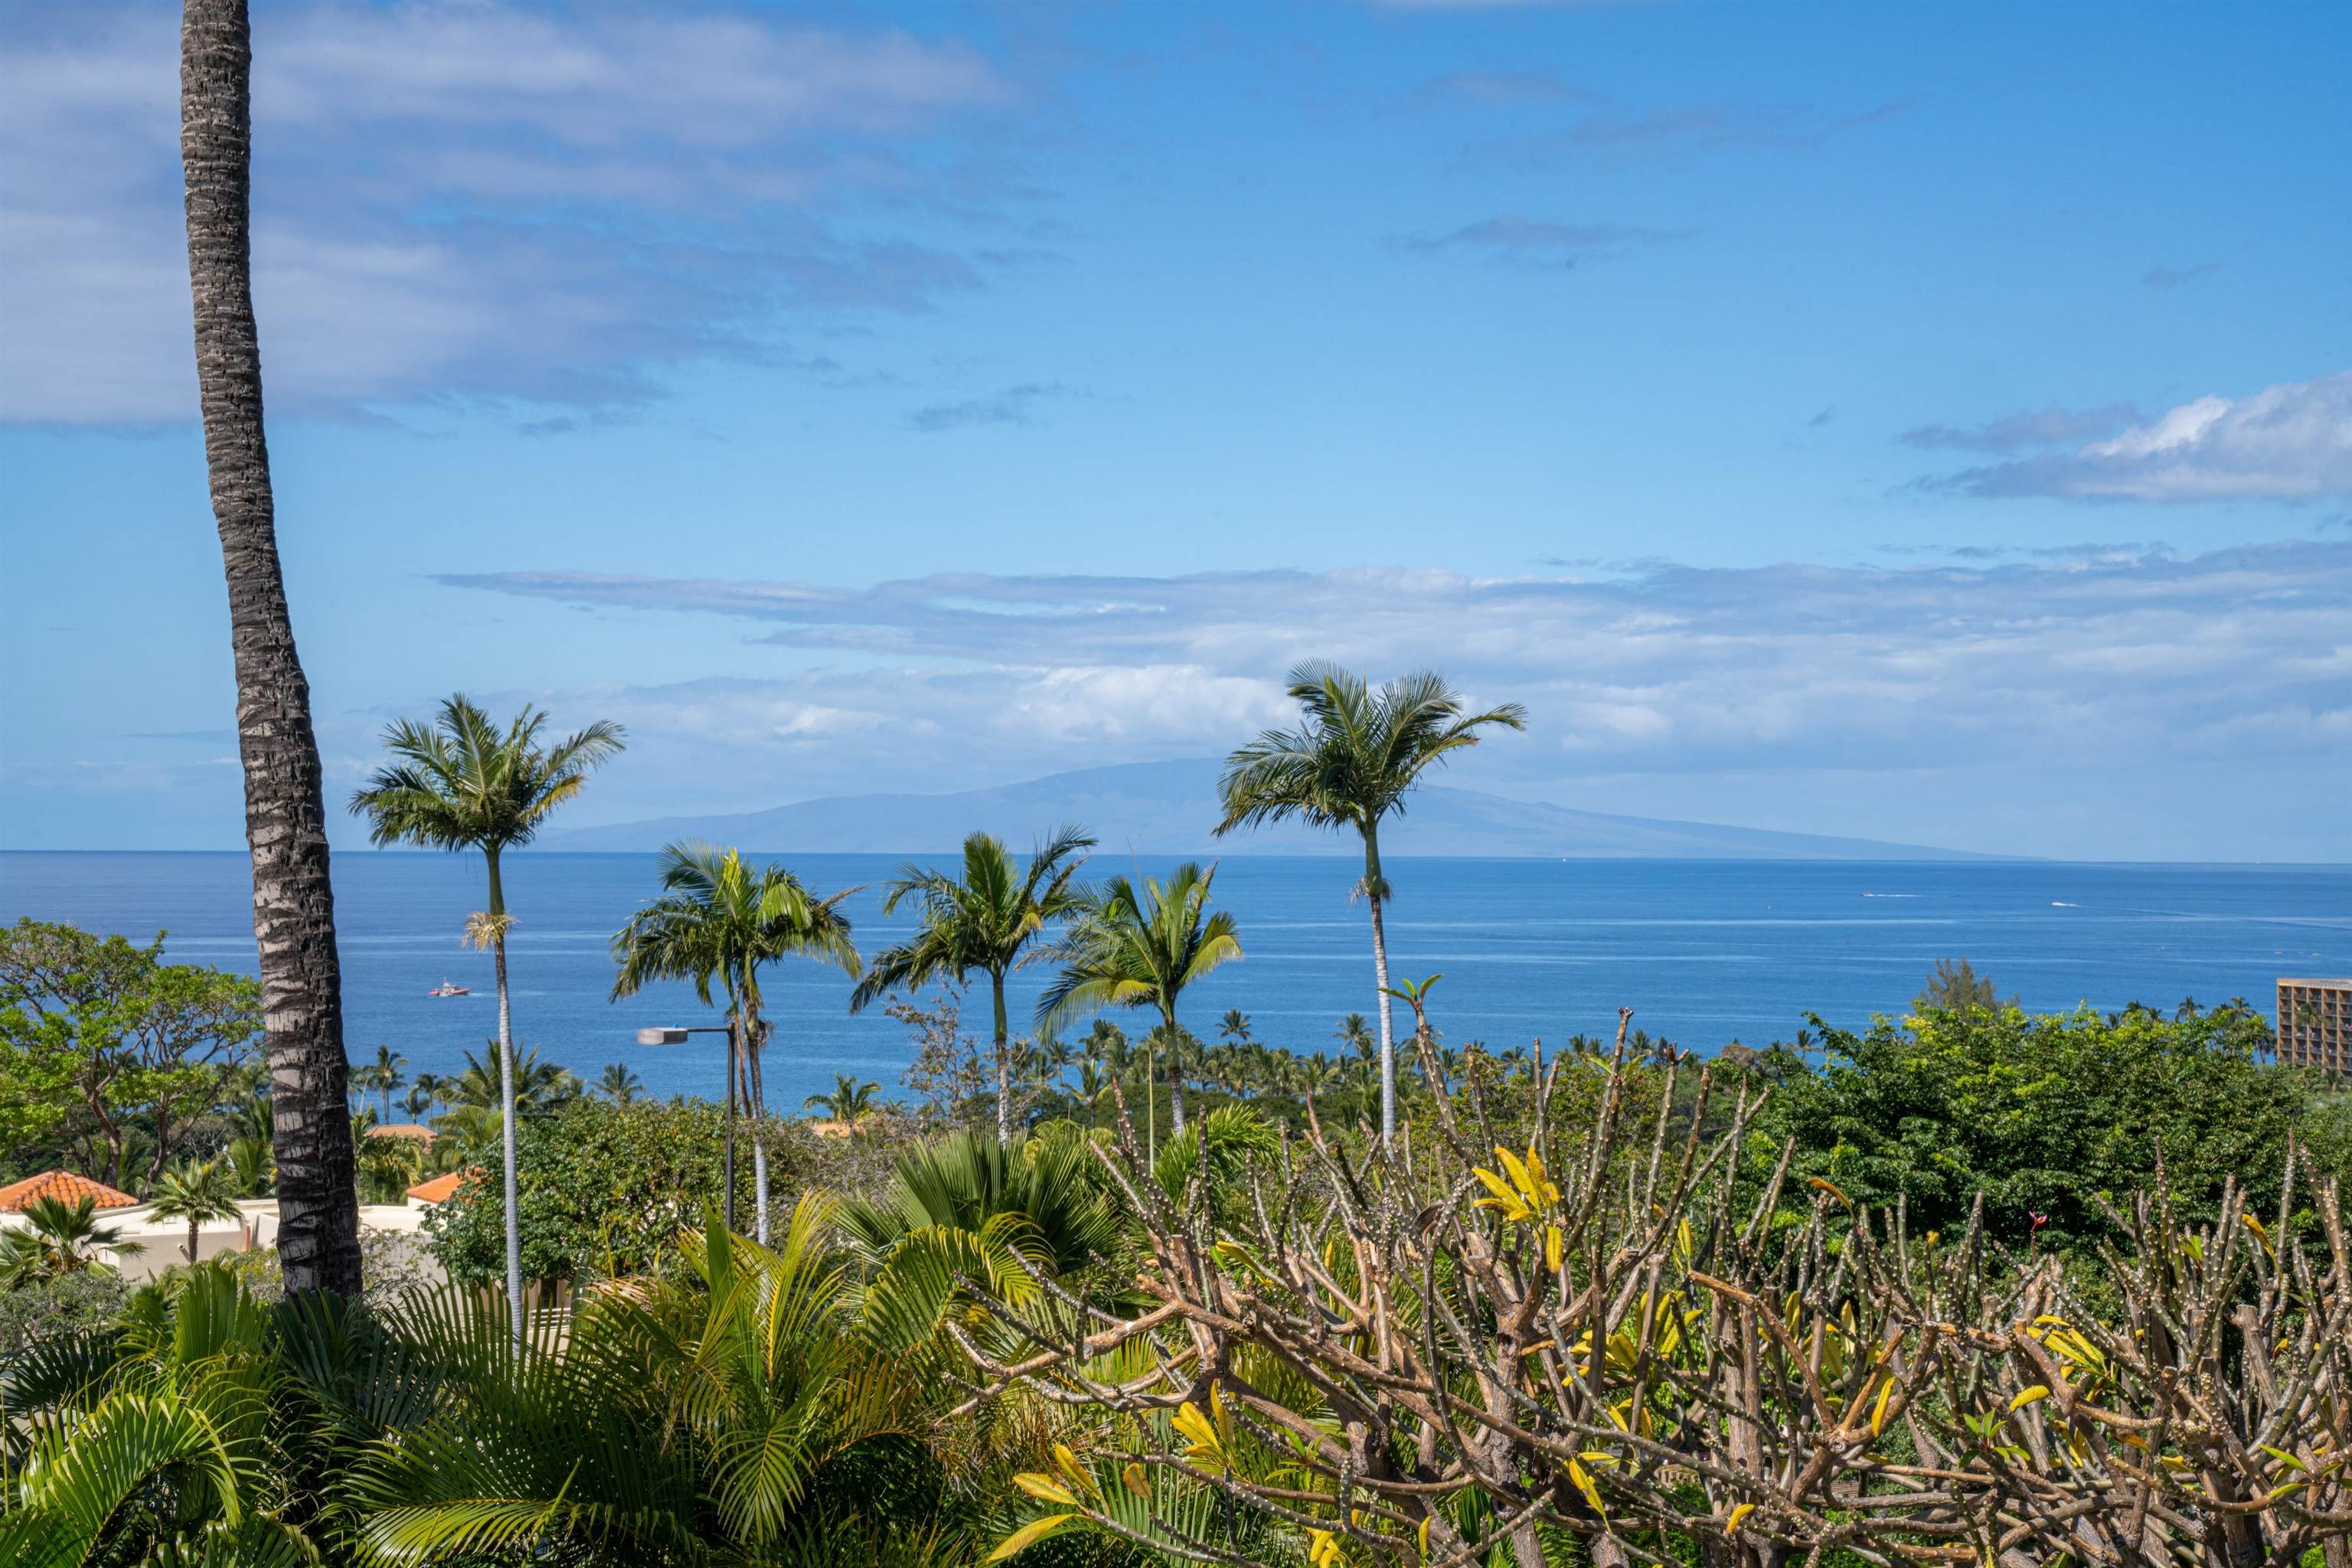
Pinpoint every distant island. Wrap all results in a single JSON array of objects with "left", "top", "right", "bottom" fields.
[{"left": 547, "top": 758, "right": 2000, "bottom": 860}]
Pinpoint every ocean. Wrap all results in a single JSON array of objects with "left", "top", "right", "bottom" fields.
[{"left": 2, "top": 852, "right": 2344, "bottom": 1115}]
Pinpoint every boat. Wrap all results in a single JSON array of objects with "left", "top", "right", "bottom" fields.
[{"left": 427, "top": 981, "right": 471, "bottom": 998}]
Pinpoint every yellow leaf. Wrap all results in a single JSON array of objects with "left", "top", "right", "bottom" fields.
[
  {"left": 1806, "top": 1176, "right": 1851, "bottom": 1207},
  {"left": 1869, "top": 1374, "right": 1898, "bottom": 1436},
  {"left": 1172, "top": 1402, "right": 1217, "bottom": 1450},
  {"left": 1122, "top": 1462, "right": 1152, "bottom": 1499},
  {"left": 1418, "top": 1517, "right": 1432, "bottom": 1558},
  {"left": 1725, "top": 1501, "right": 1755, "bottom": 1535},
  {"left": 1566, "top": 1457, "right": 1606, "bottom": 1521},
  {"left": 1472, "top": 1166, "right": 1526, "bottom": 1217},
  {"left": 1545, "top": 1225, "right": 1563, "bottom": 1272},
  {"left": 1053, "top": 1443, "right": 1096, "bottom": 1498},
  {"left": 2008, "top": 1385, "right": 2051, "bottom": 1413},
  {"left": 987, "top": 1514, "right": 1078, "bottom": 1562},
  {"left": 1522, "top": 1144, "right": 1552, "bottom": 1199},
  {"left": 1013, "top": 1472, "right": 1080, "bottom": 1507}
]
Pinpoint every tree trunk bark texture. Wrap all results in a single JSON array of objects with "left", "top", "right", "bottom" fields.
[
  {"left": 748, "top": 1004, "right": 770, "bottom": 1243},
  {"left": 1367, "top": 890, "right": 1396, "bottom": 1150},
  {"left": 493, "top": 929, "right": 521, "bottom": 1339},
  {"left": 991, "top": 975, "right": 1013, "bottom": 1148},
  {"left": 179, "top": 0, "right": 360, "bottom": 1299}
]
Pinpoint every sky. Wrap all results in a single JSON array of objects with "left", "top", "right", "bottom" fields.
[{"left": 1, "top": 0, "right": 2347, "bottom": 861}]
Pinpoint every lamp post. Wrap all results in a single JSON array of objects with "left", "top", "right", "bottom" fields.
[{"left": 634, "top": 1022, "right": 740, "bottom": 1232}]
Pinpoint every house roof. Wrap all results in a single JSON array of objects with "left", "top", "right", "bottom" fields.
[
  {"left": 0, "top": 1169, "right": 141, "bottom": 1213},
  {"left": 406, "top": 1170, "right": 472, "bottom": 1204},
  {"left": 367, "top": 1122, "right": 437, "bottom": 1142}
]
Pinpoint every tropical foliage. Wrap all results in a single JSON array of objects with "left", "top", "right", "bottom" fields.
[
  {"left": 1038, "top": 861, "right": 1243, "bottom": 1149},
  {"left": 613, "top": 841, "right": 861, "bottom": 1240},
  {"left": 0, "top": 919, "right": 262, "bottom": 1191},
  {"left": 353, "top": 691, "right": 625, "bottom": 1334},
  {"left": 852, "top": 829, "right": 1094, "bottom": 1148},
  {"left": 1216, "top": 662, "right": 1524, "bottom": 1147},
  {"left": 424, "top": 1096, "right": 763, "bottom": 1287}
]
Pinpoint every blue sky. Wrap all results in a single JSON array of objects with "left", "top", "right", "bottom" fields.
[{"left": 2, "top": 0, "right": 2346, "bottom": 859}]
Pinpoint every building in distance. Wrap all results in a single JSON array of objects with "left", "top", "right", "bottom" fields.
[{"left": 2276, "top": 977, "right": 2350, "bottom": 1075}]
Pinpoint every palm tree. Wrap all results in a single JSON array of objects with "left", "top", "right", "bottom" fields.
[
  {"left": 596, "top": 1062, "right": 645, "bottom": 1104},
  {"left": 804, "top": 1073, "right": 881, "bottom": 1129},
  {"left": 353, "top": 1044, "right": 407, "bottom": 1122},
  {"left": 1038, "top": 861, "right": 1243, "bottom": 1154},
  {"left": 148, "top": 1158, "right": 248, "bottom": 1265},
  {"left": 351, "top": 694, "right": 624, "bottom": 1338},
  {"left": 849, "top": 827, "right": 1094, "bottom": 1148},
  {"left": 1217, "top": 662, "right": 1525, "bottom": 1148},
  {"left": 401, "top": 1080, "right": 440, "bottom": 1120},
  {"left": 612, "top": 842, "right": 860, "bottom": 1242},
  {"left": 1146, "top": 1021, "right": 1207, "bottom": 1129},
  {"left": 449, "top": 1044, "right": 577, "bottom": 1111},
  {"left": 0, "top": 1194, "right": 143, "bottom": 1284},
  {"left": 178, "top": 0, "right": 360, "bottom": 1298}
]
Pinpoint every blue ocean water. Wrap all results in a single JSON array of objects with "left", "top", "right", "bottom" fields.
[{"left": 2, "top": 852, "right": 2344, "bottom": 1116}]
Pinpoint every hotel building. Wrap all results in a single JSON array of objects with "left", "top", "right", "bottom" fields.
[{"left": 2276, "top": 977, "right": 2351, "bottom": 1074}]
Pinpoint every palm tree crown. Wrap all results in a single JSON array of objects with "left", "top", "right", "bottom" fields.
[
  {"left": 350, "top": 694, "right": 626, "bottom": 867},
  {"left": 352, "top": 692, "right": 622, "bottom": 1341},
  {"left": 1037, "top": 861, "right": 1242, "bottom": 1138},
  {"left": 148, "top": 1158, "right": 247, "bottom": 1264},
  {"left": 849, "top": 827, "right": 1093, "bottom": 1145},
  {"left": 1215, "top": 662, "right": 1523, "bottom": 1147},
  {"left": 805, "top": 1074, "right": 883, "bottom": 1126},
  {"left": 0, "top": 1194, "right": 142, "bottom": 1284},
  {"left": 612, "top": 841, "right": 861, "bottom": 1237}
]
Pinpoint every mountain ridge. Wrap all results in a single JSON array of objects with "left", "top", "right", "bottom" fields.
[{"left": 548, "top": 759, "right": 2001, "bottom": 861}]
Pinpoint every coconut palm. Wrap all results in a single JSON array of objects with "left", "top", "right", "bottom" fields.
[
  {"left": 1037, "top": 861, "right": 1243, "bottom": 1152},
  {"left": 849, "top": 827, "right": 1095, "bottom": 1148},
  {"left": 0, "top": 1194, "right": 143, "bottom": 1285},
  {"left": 352, "top": 1043, "right": 407, "bottom": 1122},
  {"left": 805, "top": 1073, "right": 882, "bottom": 1129},
  {"left": 612, "top": 842, "right": 860, "bottom": 1242},
  {"left": 148, "top": 1158, "right": 247, "bottom": 1265},
  {"left": 351, "top": 694, "right": 624, "bottom": 1338},
  {"left": 449, "top": 1044, "right": 578, "bottom": 1112},
  {"left": 177, "top": 0, "right": 360, "bottom": 1298},
  {"left": 1216, "top": 662, "right": 1525, "bottom": 1148},
  {"left": 402, "top": 1080, "right": 440, "bottom": 1120},
  {"left": 596, "top": 1062, "right": 645, "bottom": 1104}
]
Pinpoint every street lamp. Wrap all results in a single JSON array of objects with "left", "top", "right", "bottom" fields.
[{"left": 632, "top": 1023, "right": 739, "bottom": 1231}]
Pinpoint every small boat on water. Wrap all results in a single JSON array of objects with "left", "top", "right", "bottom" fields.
[{"left": 427, "top": 981, "right": 471, "bottom": 998}]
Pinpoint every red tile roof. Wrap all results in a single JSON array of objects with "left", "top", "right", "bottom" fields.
[
  {"left": 0, "top": 1169, "right": 141, "bottom": 1213},
  {"left": 406, "top": 1170, "right": 472, "bottom": 1204},
  {"left": 367, "top": 1122, "right": 437, "bottom": 1142}
]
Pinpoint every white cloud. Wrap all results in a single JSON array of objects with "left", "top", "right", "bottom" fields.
[
  {"left": 436, "top": 544, "right": 2352, "bottom": 799},
  {"left": 1931, "top": 373, "right": 2352, "bottom": 502},
  {"left": 0, "top": 3, "right": 1018, "bottom": 425}
]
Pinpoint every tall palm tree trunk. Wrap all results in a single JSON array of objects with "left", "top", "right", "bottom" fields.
[
  {"left": 179, "top": 0, "right": 359, "bottom": 1298},
  {"left": 1163, "top": 1010, "right": 1188, "bottom": 1135},
  {"left": 990, "top": 972, "right": 1013, "bottom": 1148},
  {"left": 743, "top": 995, "right": 770, "bottom": 1244},
  {"left": 485, "top": 850, "right": 522, "bottom": 1339},
  {"left": 1362, "top": 828, "right": 1396, "bottom": 1150}
]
